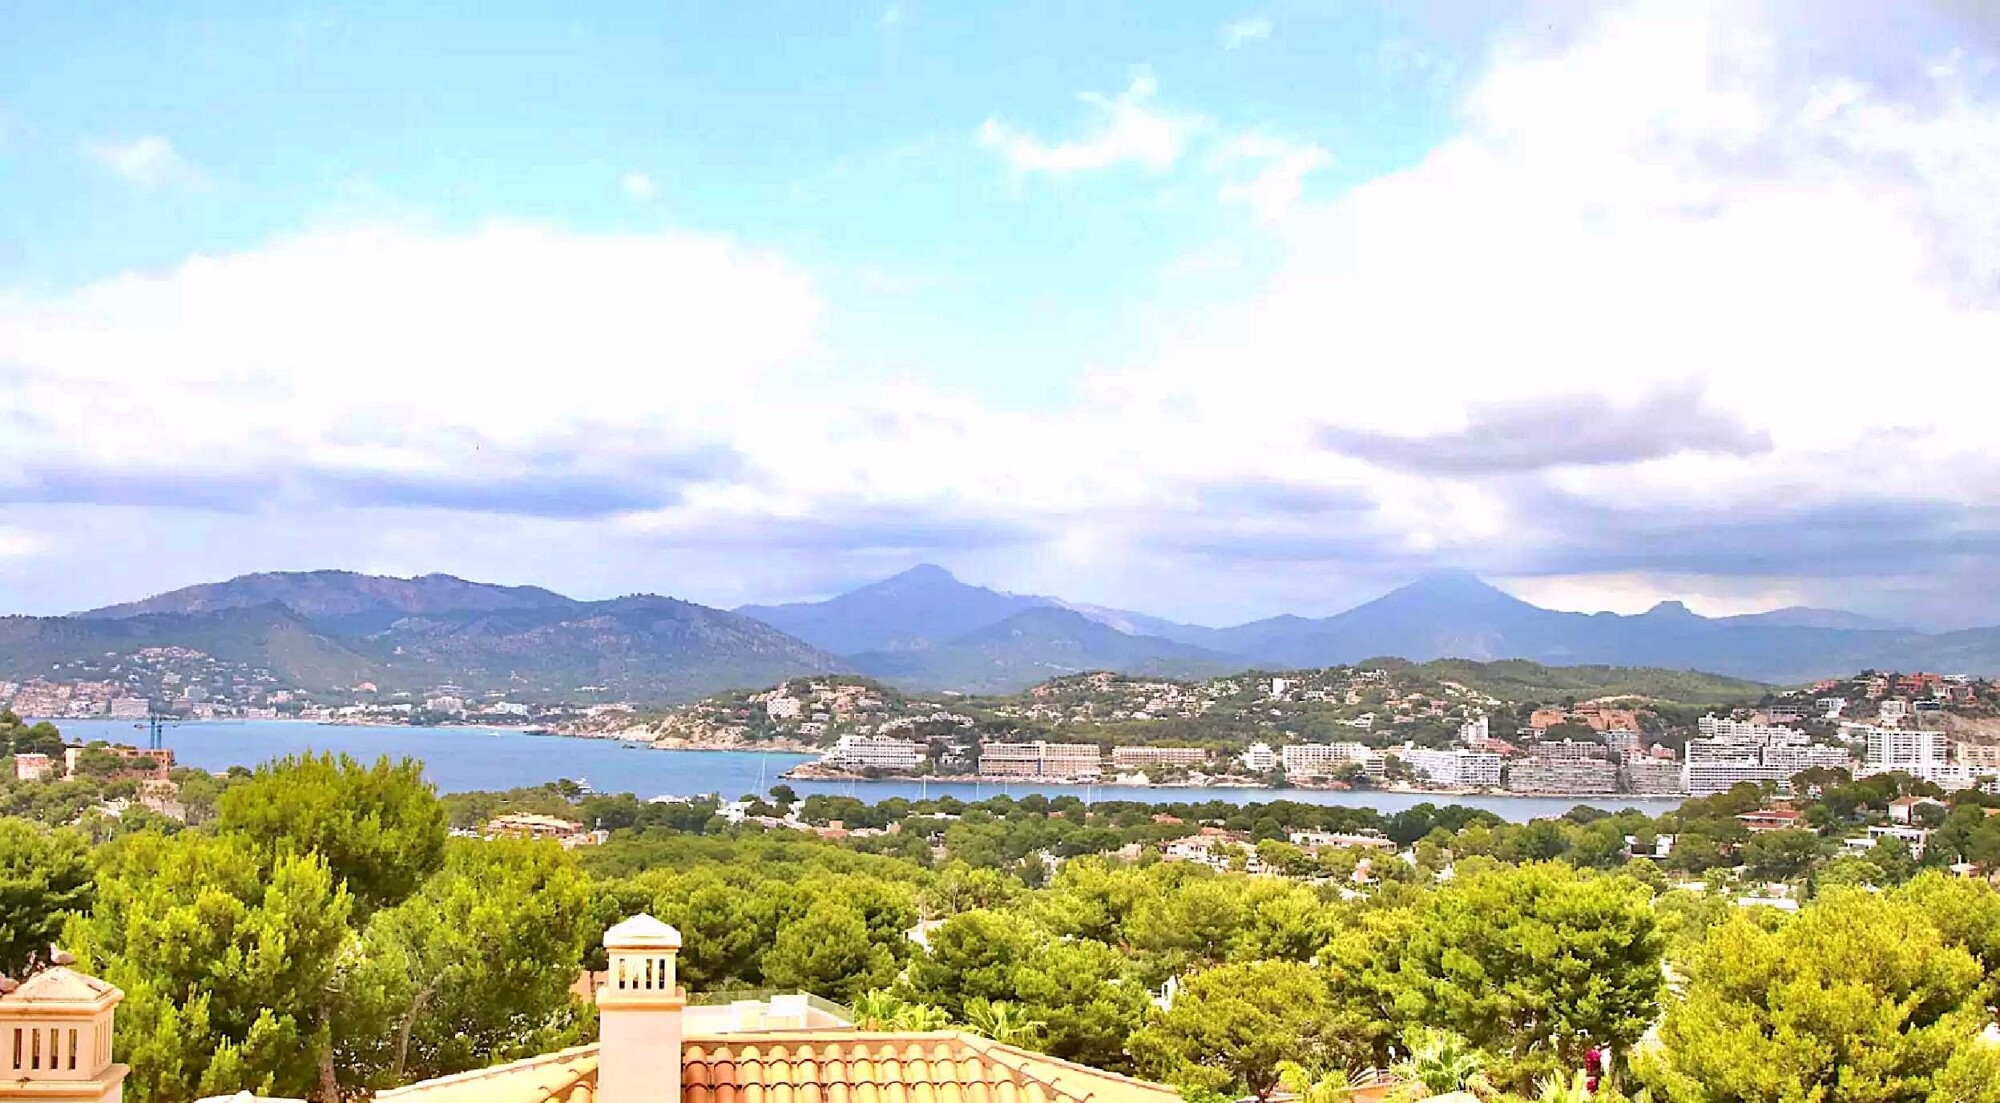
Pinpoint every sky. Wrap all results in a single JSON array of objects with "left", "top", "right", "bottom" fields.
[{"left": 2, "top": 1, "right": 1999, "bottom": 627}]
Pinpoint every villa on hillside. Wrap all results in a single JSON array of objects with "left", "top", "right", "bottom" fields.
[{"left": 0, "top": 915, "right": 1465, "bottom": 1103}]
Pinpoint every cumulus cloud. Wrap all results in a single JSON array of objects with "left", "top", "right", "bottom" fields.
[
  {"left": 80, "top": 136, "right": 205, "bottom": 191},
  {"left": 978, "top": 72, "right": 1202, "bottom": 175},
  {"left": 0, "top": 221, "right": 819, "bottom": 525},
  {"left": 9, "top": 0, "right": 2000, "bottom": 625}
]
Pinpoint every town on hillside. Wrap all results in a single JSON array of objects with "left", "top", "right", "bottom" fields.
[{"left": 583, "top": 667, "right": 2000, "bottom": 800}]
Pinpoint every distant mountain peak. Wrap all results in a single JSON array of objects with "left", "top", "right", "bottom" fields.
[
  {"left": 894, "top": 563, "right": 958, "bottom": 583},
  {"left": 1644, "top": 600, "right": 1699, "bottom": 618},
  {"left": 1384, "top": 570, "right": 1523, "bottom": 606}
]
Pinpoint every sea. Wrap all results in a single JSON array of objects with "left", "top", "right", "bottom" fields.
[{"left": 50, "top": 718, "right": 1682, "bottom": 823}]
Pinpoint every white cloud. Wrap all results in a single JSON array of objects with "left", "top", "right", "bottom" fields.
[
  {"left": 620, "top": 171, "right": 658, "bottom": 201},
  {"left": 1216, "top": 132, "right": 1331, "bottom": 220},
  {"left": 0, "top": 221, "right": 823, "bottom": 508},
  {"left": 978, "top": 72, "right": 1203, "bottom": 175},
  {"left": 9, "top": 0, "right": 2000, "bottom": 625},
  {"left": 1221, "top": 15, "right": 1272, "bottom": 49},
  {"left": 80, "top": 135, "right": 205, "bottom": 192}
]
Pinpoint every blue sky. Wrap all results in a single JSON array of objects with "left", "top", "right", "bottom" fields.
[
  {"left": 3, "top": 1, "right": 1999, "bottom": 627},
  {"left": 1, "top": 2, "right": 1453, "bottom": 404}
]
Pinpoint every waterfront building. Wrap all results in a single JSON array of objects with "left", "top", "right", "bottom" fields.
[
  {"left": 823, "top": 735, "right": 926, "bottom": 772},
  {"left": 1238, "top": 742, "right": 1278, "bottom": 773},
  {"left": 1110, "top": 746, "right": 1209, "bottom": 770},
  {"left": 1526, "top": 738, "right": 1605, "bottom": 760},
  {"left": 1397, "top": 747, "right": 1502, "bottom": 788},
  {"left": 1280, "top": 741, "right": 1373, "bottom": 779},
  {"left": 1621, "top": 758, "right": 1684, "bottom": 795},
  {"left": 1683, "top": 725, "right": 1853, "bottom": 796},
  {"left": 106, "top": 698, "right": 149, "bottom": 721},
  {"left": 979, "top": 740, "right": 1102, "bottom": 780},
  {"left": 1506, "top": 756, "right": 1617, "bottom": 795}
]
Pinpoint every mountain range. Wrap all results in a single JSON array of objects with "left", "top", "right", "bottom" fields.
[{"left": 15, "top": 564, "right": 2000, "bottom": 702}]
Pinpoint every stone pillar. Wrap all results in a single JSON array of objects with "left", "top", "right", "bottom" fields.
[
  {"left": 596, "top": 915, "right": 685, "bottom": 1103},
  {"left": 0, "top": 967, "right": 128, "bottom": 1103}
]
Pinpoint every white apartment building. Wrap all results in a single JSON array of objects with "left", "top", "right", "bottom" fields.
[
  {"left": 1860, "top": 725, "right": 1949, "bottom": 774},
  {"left": 424, "top": 695, "right": 466, "bottom": 714},
  {"left": 1529, "top": 738, "right": 1605, "bottom": 760},
  {"left": 1281, "top": 741, "right": 1373, "bottom": 778},
  {"left": 1878, "top": 699, "right": 1910, "bottom": 724},
  {"left": 107, "top": 697, "right": 149, "bottom": 720},
  {"left": 1682, "top": 723, "right": 1854, "bottom": 796},
  {"left": 766, "top": 697, "right": 802, "bottom": 720},
  {"left": 1507, "top": 757, "right": 1618, "bottom": 794},
  {"left": 1238, "top": 742, "right": 1279, "bottom": 773},
  {"left": 1697, "top": 715, "right": 1805, "bottom": 741},
  {"left": 1621, "top": 758, "right": 1685, "bottom": 795},
  {"left": 1111, "top": 746, "right": 1209, "bottom": 770},
  {"left": 824, "top": 735, "right": 925, "bottom": 772},
  {"left": 979, "top": 740, "right": 1103, "bottom": 779},
  {"left": 1683, "top": 742, "right": 1854, "bottom": 795},
  {"left": 1456, "top": 715, "right": 1490, "bottom": 743},
  {"left": 1398, "top": 747, "right": 1503, "bottom": 788}
]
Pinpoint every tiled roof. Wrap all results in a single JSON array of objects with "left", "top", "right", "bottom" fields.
[
  {"left": 377, "top": 1034, "right": 1179, "bottom": 1103},
  {"left": 376, "top": 1045, "right": 602, "bottom": 1103},
  {"left": 680, "top": 1033, "right": 1181, "bottom": 1103}
]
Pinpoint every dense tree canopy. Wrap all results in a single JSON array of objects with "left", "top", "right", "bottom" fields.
[
  {"left": 0, "top": 820, "right": 92, "bottom": 976},
  {"left": 1642, "top": 888, "right": 1987, "bottom": 1102},
  {"left": 218, "top": 753, "right": 448, "bottom": 917}
]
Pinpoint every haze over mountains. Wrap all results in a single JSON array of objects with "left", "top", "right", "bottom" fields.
[{"left": 12, "top": 564, "right": 2000, "bottom": 702}]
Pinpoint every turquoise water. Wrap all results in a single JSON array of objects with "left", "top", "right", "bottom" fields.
[{"left": 50, "top": 719, "right": 1680, "bottom": 821}]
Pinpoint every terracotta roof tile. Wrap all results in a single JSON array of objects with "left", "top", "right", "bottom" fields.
[{"left": 374, "top": 1030, "right": 1177, "bottom": 1103}]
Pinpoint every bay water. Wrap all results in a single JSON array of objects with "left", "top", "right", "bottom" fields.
[{"left": 52, "top": 718, "right": 1680, "bottom": 822}]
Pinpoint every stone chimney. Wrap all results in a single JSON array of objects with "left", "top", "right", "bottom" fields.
[
  {"left": 596, "top": 915, "right": 684, "bottom": 1103},
  {"left": 0, "top": 967, "right": 127, "bottom": 1103}
]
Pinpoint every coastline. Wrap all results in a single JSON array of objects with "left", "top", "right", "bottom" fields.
[
  {"left": 780, "top": 763, "right": 1694, "bottom": 800},
  {"left": 54, "top": 717, "right": 1693, "bottom": 801}
]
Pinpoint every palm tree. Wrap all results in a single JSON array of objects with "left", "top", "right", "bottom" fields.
[
  {"left": 851, "top": 989, "right": 906, "bottom": 1030},
  {"left": 1534, "top": 1071, "right": 1593, "bottom": 1103},
  {"left": 891, "top": 1002, "right": 954, "bottom": 1031},
  {"left": 963, "top": 998, "right": 1045, "bottom": 1045},
  {"left": 1388, "top": 1029, "right": 1487, "bottom": 1099},
  {"left": 1275, "top": 1059, "right": 1351, "bottom": 1103}
]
